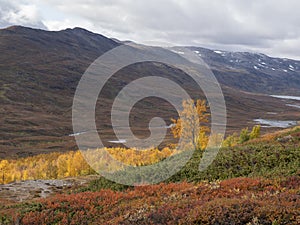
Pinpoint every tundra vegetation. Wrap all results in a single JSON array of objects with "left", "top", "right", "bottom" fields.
[{"left": 0, "top": 100, "right": 299, "bottom": 224}]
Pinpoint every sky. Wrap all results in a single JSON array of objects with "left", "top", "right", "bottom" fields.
[{"left": 1, "top": 0, "right": 300, "bottom": 60}]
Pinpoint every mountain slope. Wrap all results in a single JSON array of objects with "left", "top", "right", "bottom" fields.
[
  {"left": 0, "top": 26, "right": 299, "bottom": 157},
  {"left": 188, "top": 46, "right": 300, "bottom": 94},
  {"left": 0, "top": 26, "right": 119, "bottom": 157}
]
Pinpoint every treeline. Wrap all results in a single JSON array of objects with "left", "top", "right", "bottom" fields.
[
  {"left": 84, "top": 126, "right": 300, "bottom": 192},
  {"left": 0, "top": 125, "right": 262, "bottom": 185},
  {"left": 0, "top": 147, "right": 175, "bottom": 184},
  {"left": 0, "top": 151, "right": 93, "bottom": 184},
  {"left": 106, "top": 147, "right": 174, "bottom": 166}
]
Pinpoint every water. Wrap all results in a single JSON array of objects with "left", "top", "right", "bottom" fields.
[
  {"left": 108, "top": 139, "right": 127, "bottom": 144},
  {"left": 68, "top": 131, "right": 88, "bottom": 137},
  {"left": 270, "top": 95, "right": 300, "bottom": 101},
  {"left": 286, "top": 104, "right": 300, "bottom": 109},
  {"left": 254, "top": 119, "right": 297, "bottom": 128}
]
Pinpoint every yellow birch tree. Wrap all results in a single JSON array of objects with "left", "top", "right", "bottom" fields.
[{"left": 171, "top": 99, "right": 210, "bottom": 150}]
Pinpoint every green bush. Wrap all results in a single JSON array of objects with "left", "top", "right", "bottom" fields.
[
  {"left": 0, "top": 215, "right": 13, "bottom": 225},
  {"left": 83, "top": 141, "right": 300, "bottom": 191},
  {"left": 239, "top": 127, "right": 250, "bottom": 143}
]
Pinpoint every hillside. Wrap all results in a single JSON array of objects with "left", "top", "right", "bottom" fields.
[
  {"left": 0, "top": 127, "right": 299, "bottom": 224},
  {"left": 0, "top": 26, "right": 119, "bottom": 157},
  {"left": 189, "top": 46, "right": 300, "bottom": 94},
  {"left": 1, "top": 26, "right": 300, "bottom": 157}
]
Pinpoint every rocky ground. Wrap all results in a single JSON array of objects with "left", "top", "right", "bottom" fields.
[{"left": 0, "top": 175, "right": 100, "bottom": 203}]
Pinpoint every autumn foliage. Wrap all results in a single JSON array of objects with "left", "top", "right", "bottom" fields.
[
  {"left": 171, "top": 99, "right": 210, "bottom": 150},
  {"left": 0, "top": 147, "right": 175, "bottom": 184},
  {"left": 16, "top": 177, "right": 300, "bottom": 225},
  {"left": 0, "top": 127, "right": 300, "bottom": 224}
]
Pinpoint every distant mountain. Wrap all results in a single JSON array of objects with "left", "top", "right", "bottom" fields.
[
  {"left": 0, "top": 26, "right": 299, "bottom": 157},
  {"left": 188, "top": 47, "right": 300, "bottom": 95}
]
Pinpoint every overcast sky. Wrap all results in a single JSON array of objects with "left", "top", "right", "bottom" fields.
[{"left": 1, "top": 0, "right": 300, "bottom": 59}]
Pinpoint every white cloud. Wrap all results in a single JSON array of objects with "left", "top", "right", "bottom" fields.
[
  {"left": 0, "top": 0, "right": 46, "bottom": 29},
  {"left": 1, "top": 0, "right": 300, "bottom": 59},
  {"left": 43, "top": 18, "right": 93, "bottom": 32}
]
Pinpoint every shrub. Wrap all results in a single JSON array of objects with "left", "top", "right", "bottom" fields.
[
  {"left": 16, "top": 178, "right": 300, "bottom": 225},
  {"left": 239, "top": 127, "right": 250, "bottom": 143}
]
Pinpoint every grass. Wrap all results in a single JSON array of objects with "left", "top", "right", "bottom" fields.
[
  {"left": 6, "top": 177, "right": 300, "bottom": 224},
  {"left": 79, "top": 130, "right": 300, "bottom": 192},
  {"left": 0, "top": 127, "right": 299, "bottom": 224}
]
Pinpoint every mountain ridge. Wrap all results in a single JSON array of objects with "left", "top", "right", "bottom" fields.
[{"left": 0, "top": 25, "right": 299, "bottom": 157}]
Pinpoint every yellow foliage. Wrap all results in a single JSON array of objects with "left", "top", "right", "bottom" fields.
[
  {"left": 0, "top": 146, "right": 175, "bottom": 184},
  {"left": 0, "top": 151, "right": 93, "bottom": 184},
  {"left": 222, "top": 132, "right": 239, "bottom": 147},
  {"left": 171, "top": 99, "right": 210, "bottom": 150},
  {"left": 106, "top": 147, "right": 174, "bottom": 166}
]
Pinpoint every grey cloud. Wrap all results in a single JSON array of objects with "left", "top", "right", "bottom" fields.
[
  {"left": 2, "top": 0, "right": 300, "bottom": 59},
  {"left": 48, "top": 1, "right": 300, "bottom": 41}
]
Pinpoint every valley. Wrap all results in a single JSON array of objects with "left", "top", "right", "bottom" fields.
[
  {"left": 1, "top": 26, "right": 300, "bottom": 158},
  {"left": 0, "top": 25, "right": 299, "bottom": 224},
  {"left": 0, "top": 126, "right": 299, "bottom": 224}
]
